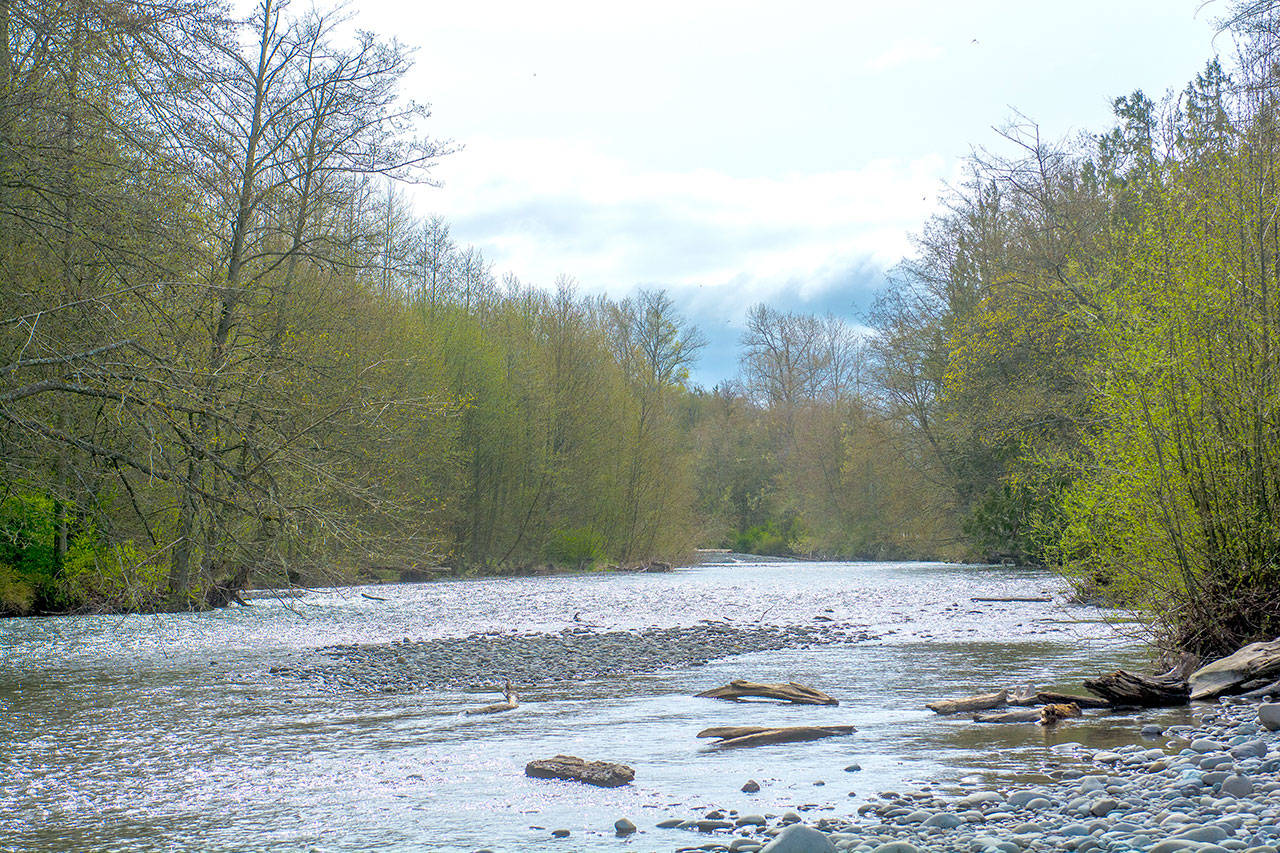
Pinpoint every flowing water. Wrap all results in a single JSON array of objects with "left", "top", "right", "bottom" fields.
[{"left": 0, "top": 557, "right": 1188, "bottom": 852}]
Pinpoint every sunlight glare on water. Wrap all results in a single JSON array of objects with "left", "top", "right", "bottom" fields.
[{"left": 0, "top": 558, "right": 1158, "bottom": 852}]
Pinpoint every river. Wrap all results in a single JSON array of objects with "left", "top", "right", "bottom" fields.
[{"left": 0, "top": 556, "right": 1185, "bottom": 852}]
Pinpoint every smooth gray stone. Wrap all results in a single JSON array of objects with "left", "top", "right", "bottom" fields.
[
  {"left": 1091, "top": 798, "right": 1121, "bottom": 816},
  {"left": 743, "top": 779, "right": 762, "bottom": 793},
  {"left": 1192, "top": 739, "right": 1227, "bottom": 753},
  {"left": 1230, "top": 741, "right": 1267, "bottom": 760},
  {"left": 923, "top": 813, "right": 963, "bottom": 828},
  {"left": 1222, "top": 775, "right": 1255, "bottom": 797},
  {"left": 867, "top": 844, "right": 919, "bottom": 853},
  {"left": 736, "top": 815, "right": 768, "bottom": 827},
  {"left": 760, "top": 824, "right": 836, "bottom": 853},
  {"left": 1176, "top": 825, "right": 1231, "bottom": 843},
  {"left": 1150, "top": 841, "right": 1203, "bottom": 853},
  {"left": 614, "top": 817, "right": 636, "bottom": 836},
  {"left": 1259, "top": 704, "right": 1280, "bottom": 732}
]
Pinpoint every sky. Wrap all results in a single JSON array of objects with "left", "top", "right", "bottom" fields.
[{"left": 345, "top": 0, "right": 1229, "bottom": 385}]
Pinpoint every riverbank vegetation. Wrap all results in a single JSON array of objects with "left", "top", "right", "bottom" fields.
[{"left": 3, "top": 0, "right": 1279, "bottom": 659}]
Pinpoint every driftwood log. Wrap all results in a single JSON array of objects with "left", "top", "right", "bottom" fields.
[
  {"left": 696, "top": 725, "right": 856, "bottom": 749},
  {"left": 973, "top": 708, "right": 1041, "bottom": 723},
  {"left": 970, "top": 596, "right": 1052, "bottom": 603},
  {"left": 696, "top": 679, "right": 839, "bottom": 706},
  {"left": 1083, "top": 669, "right": 1190, "bottom": 707},
  {"left": 525, "top": 755, "right": 634, "bottom": 787},
  {"left": 464, "top": 681, "right": 518, "bottom": 715},
  {"left": 1189, "top": 638, "right": 1280, "bottom": 700},
  {"left": 1036, "top": 690, "right": 1111, "bottom": 709},
  {"left": 927, "top": 689, "right": 1008, "bottom": 715}
]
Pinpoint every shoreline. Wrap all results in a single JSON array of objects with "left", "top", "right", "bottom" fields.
[{"left": 640, "top": 699, "right": 1280, "bottom": 853}]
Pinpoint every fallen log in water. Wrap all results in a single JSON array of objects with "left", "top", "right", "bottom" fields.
[
  {"left": 973, "top": 707, "right": 1041, "bottom": 723},
  {"left": 927, "top": 689, "right": 1008, "bottom": 715},
  {"left": 696, "top": 679, "right": 839, "bottom": 706},
  {"left": 463, "top": 681, "right": 518, "bottom": 715},
  {"left": 970, "top": 596, "right": 1053, "bottom": 603},
  {"left": 1189, "top": 638, "right": 1280, "bottom": 700},
  {"left": 1007, "top": 684, "right": 1039, "bottom": 706},
  {"left": 1083, "top": 669, "right": 1190, "bottom": 707},
  {"left": 525, "top": 755, "right": 634, "bottom": 787},
  {"left": 1036, "top": 690, "right": 1111, "bottom": 709},
  {"left": 696, "top": 724, "right": 856, "bottom": 749}
]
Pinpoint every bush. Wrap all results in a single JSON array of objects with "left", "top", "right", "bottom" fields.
[{"left": 543, "top": 527, "right": 607, "bottom": 569}]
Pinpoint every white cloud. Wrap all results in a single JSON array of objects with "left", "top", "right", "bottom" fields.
[
  {"left": 412, "top": 135, "right": 952, "bottom": 303},
  {"left": 865, "top": 38, "right": 944, "bottom": 73}
]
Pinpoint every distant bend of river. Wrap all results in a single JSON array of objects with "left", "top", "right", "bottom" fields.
[{"left": 0, "top": 557, "right": 1170, "bottom": 852}]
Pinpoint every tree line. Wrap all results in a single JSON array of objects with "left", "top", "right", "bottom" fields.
[
  {"left": 4, "top": 0, "right": 1278, "bottom": 660},
  {"left": 861, "top": 1, "right": 1280, "bottom": 657}
]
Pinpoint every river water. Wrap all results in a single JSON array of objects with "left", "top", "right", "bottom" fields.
[{"left": 0, "top": 557, "right": 1183, "bottom": 852}]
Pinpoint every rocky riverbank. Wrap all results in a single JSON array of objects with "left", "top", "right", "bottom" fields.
[
  {"left": 268, "top": 620, "right": 876, "bottom": 693},
  {"left": 641, "top": 699, "right": 1280, "bottom": 853}
]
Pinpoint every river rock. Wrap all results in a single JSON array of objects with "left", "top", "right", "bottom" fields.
[
  {"left": 1222, "top": 774, "right": 1254, "bottom": 797},
  {"left": 1260, "top": 703, "right": 1280, "bottom": 732},
  {"left": 759, "top": 823, "right": 836, "bottom": 853},
  {"left": 742, "top": 779, "right": 761, "bottom": 793},
  {"left": 524, "top": 755, "right": 634, "bottom": 787},
  {"left": 868, "top": 844, "right": 920, "bottom": 853},
  {"left": 614, "top": 817, "right": 636, "bottom": 836}
]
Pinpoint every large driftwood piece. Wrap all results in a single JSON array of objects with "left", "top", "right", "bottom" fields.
[
  {"left": 464, "top": 681, "right": 518, "bottom": 715},
  {"left": 1035, "top": 690, "right": 1111, "bottom": 709},
  {"left": 973, "top": 708, "right": 1041, "bottom": 723},
  {"left": 696, "top": 679, "right": 839, "bottom": 706},
  {"left": 525, "top": 755, "right": 634, "bottom": 787},
  {"left": 1083, "top": 669, "right": 1190, "bottom": 707},
  {"left": 971, "top": 596, "right": 1052, "bottom": 603},
  {"left": 1189, "top": 638, "right": 1280, "bottom": 700},
  {"left": 696, "top": 724, "right": 856, "bottom": 749},
  {"left": 927, "top": 689, "right": 1008, "bottom": 715}
]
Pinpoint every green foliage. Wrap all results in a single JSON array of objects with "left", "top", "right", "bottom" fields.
[
  {"left": 543, "top": 528, "right": 607, "bottom": 569},
  {"left": 0, "top": 491, "right": 57, "bottom": 614},
  {"left": 730, "top": 515, "right": 804, "bottom": 557}
]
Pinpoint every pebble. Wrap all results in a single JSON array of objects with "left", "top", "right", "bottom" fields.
[
  {"left": 743, "top": 779, "right": 761, "bottom": 793},
  {"left": 615, "top": 817, "right": 636, "bottom": 836}
]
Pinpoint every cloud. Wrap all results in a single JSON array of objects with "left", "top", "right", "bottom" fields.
[
  {"left": 865, "top": 38, "right": 944, "bottom": 72},
  {"left": 405, "top": 135, "right": 948, "bottom": 383}
]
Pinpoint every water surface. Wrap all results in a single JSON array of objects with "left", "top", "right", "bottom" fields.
[{"left": 0, "top": 558, "right": 1171, "bottom": 852}]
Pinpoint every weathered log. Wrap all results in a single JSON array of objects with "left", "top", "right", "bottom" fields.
[
  {"left": 971, "top": 596, "right": 1053, "bottom": 603},
  {"left": 464, "top": 681, "right": 518, "bottom": 715},
  {"left": 1083, "top": 669, "right": 1190, "bottom": 707},
  {"left": 927, "top": 689, "right": 1008, "bottom": 715},
  {"left": 1241, "top": 678, "right": 1280, "bottom": 699},
  {"left": 1035, "top": 690, "right": 1111, "bottom": 709},
  {"left": 696, "top": 679, "right": 839, "bottom": 706},
  {"left": 696, "top": 724, "right": 856, "bottom": 749},
  {"left": 973, "top": 708, "right": 1042, "bottom": 723},
  {"left": 525, "top": 755, "right": 634, "bottom": 787},
  {"left": 1189, "top": 638, "right": 1280, "bottom": 700}
]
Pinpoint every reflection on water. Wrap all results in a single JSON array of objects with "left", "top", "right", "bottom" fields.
[{"left": 0, "top": 559, "right": 1162, "bottom": 852}]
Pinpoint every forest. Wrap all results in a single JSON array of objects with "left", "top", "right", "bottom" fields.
[{"left": 2, "top": 0, "right": 1279, "bottom": 658}]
